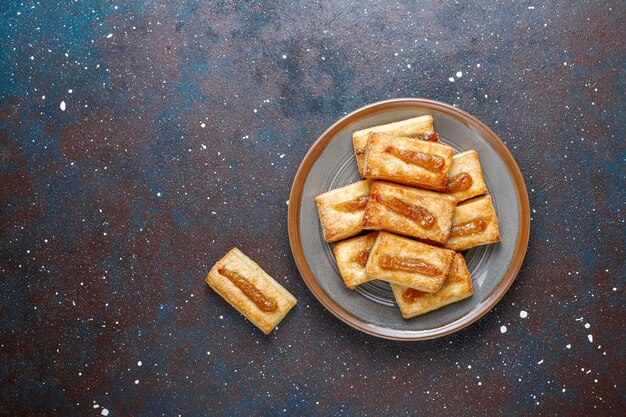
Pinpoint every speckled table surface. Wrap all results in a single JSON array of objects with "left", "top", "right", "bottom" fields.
[{"left": 1, "top": 1, "right": 624, "bottom": 416}]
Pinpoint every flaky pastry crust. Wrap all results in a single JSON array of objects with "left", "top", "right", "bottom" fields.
[
  {"left": 391, "top": 253, "right": 473, "bottom": 319},
  {"left": 206, "top": 248, "right": 297, "bottom": 335}
]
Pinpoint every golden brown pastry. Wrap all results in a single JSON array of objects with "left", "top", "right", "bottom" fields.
[
  {"left": 363, "top": 181, "right": 457, "bottom": 244},
  {"left": 364, "top": 231, "right": 455, "bottom": 293},
  {"left": 333, "top": 232, "right": 378, "bottom": 289},
  {"left": 391, "top": 253, "right": 473, "bottom": 319},
  {"left": 445, "top": 150, "right": 488, "bottom": 202},
  {"left": 444, "top": 195, "right": 501, "bottom": 251},
  {"left": 363, "top": 132, "right": 454, "bottom": 191},
  {"left": 352, "top": 115, "right": 436, "bottom": 176},
  {"left": 205, "top": 248, "right": 297, "bottom": 335},
  {"left": 315, "top": 180, "right": 373, "bottom": 242}
]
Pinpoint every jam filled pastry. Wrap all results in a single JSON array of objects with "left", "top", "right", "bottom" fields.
[
  {"left": 391, "top": 253, "right": 473, "bottom": 319},
  {"left": 333, "top": 232, "right": 378, "bottom": 289},
  {"left": 206, "top": 248, "right": 297, "bottom": 335},
  {"left": 363, "top": 181, "right": 457, "bottom": 244},
  {"left": 364, "top": 231, "right": 455, "bottom": 293},
  {"left": 444, "top": 195, "right": 501, "bottom": 251},
  {"left": 315, "top": 179, "right": 373, "bottom": 242},
  {"left": 352, "top": 115, "right": 437, "bottom": 176},
  {"left": 362, "top": 132, "right": 454, "bottom": 191},
  {"left": 445, "top": 150, "right": 488, "bottom": 203}
]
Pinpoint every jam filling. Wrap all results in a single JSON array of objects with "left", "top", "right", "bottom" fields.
[
  {"left": 218, "top": 268, "right": 277, "bottom": 312},
  {"left": 385, "top": 146, "right": 445, "bottom": 173},
  {"left": 352, "top": 249, "right": 371, "bottom": 268},
  {"left": 402, "top": 287, "right": 426, "bottom": 303},
  {"left": 333, "top": 195, "right": 369, "bottom": 212},
  {"left": 446, "top": 172, "right": 473, "bottom": 193},
  {"left": 415, "top": 132, "right": 439, "bottom": 142},
  {"left": 379, "top": 254, "right": 442, "bottom": 276},
  {"left": 449, "top": 218, "right": 488, "bottom": 238},
  {"left": 374, "top": 193, "right": 435, "bottom": 229}
]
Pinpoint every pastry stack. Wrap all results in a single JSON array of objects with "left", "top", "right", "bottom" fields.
[{"left": 315, "top": 115, "right": 500, "bottom": 319}]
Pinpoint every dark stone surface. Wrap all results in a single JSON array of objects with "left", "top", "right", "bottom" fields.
[{"left": 1, "top": 1, "right": 624, "bottom": 415}]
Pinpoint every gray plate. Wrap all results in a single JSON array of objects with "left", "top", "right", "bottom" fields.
[{"left": 288, "top": 99, "right": 530, "bottom": 340}]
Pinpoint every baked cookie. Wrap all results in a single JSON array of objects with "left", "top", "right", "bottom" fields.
[
  {"left": 363, "top": 132, "right": 454, "bottom": 191},
  {"left": 315, "top": 180, "right": 373, "bottom": 242},
  {"left": 391, "top": 253, "right": 473, "bottom": 319},
  {"left": 364, "top": 231, "right": 455, "bottom": 293},
  {"left": 445, "top": 150, "right": 487, "bottom": 202},
  {"left": 444, "top": 195, "right": 501, "bottom": 251},
  {"left": 333, "top": 232, "right": 378, "bottom": 289},
  {"left": 352, "top": 115, "right": 436, "bottom": 176},
  {"left": 363, "top": 181, "right": 457, "bottom": 244},
  {"left": 206, "top": 248, "right": 297, "bottom": 335}
]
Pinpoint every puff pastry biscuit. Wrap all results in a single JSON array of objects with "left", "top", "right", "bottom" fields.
[
  {"left": 315, "top": 180, "right": 373, "bottom": 242},
  {"left": 206, "top": 248, "right": 297, "bottom": 335},
  {"left": 365, "top": 231, "right": 455, "bottom": 293},
  {"left": 363, "top": 181, "right": 457, "bottom": 244},
  {"left": 445, "top": 150, "right": 487, "bottom": 202},
  {"left": 445, "top": 195, "right": 501, "bottom": 251},
  {"left": 333, "top": 232, "right": 378, "bottom": 289},
  {"left": 352, "top": 115, "right": 436, "bottom": 176},
  {"left": 391, "top": 253, "right": 473, "bottom": 319},
  {"left": 363, "top": 132, "right": 454, "bottom": 191}
]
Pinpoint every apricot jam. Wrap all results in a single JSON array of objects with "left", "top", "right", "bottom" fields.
[
  {"left": 402, "top": 288, "right": 426, "bottom": 303},
  {"left": 374, "top": 194, "right": 435, "bottom": 229},
  {"left": 385, "top": 146, "right": 445, "bottom": 172},
  {"left": 415, "top": 132, "right": 439, "bottom": 142},
  {"left": 333, "top": 195, "right": 369, "bottom": 212},
  {"left": 450, "top": 218, "right": 488, "bottom": 238},
  {"left": 379, "top": 254, "right": 442, "bottom": 276},
  {"left": 218, "top": 269, "right": 277, "bottom": 312},
  {"left": 352, "top": 249, "right": 371, "bottom": 268},
  {"left": 446, "top": 172, "right": 473, "bottom": 193}
]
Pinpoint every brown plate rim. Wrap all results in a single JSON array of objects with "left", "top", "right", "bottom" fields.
[{"left": 287, "top": 98, "right": 530, "bottom": 341}]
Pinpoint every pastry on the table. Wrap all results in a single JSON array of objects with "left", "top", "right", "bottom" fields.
[
  {"left": 445, "top": 150, "right": 487, "bottom": 202},
  {"left": 315, "top": 179, "right": 373, "bottom": 242},
  {"left": 362, "top": 132, "right": 454, "bottom": 191},
  {"left": 333, "top": 232, "right": 378, "bottom": 289},
  {"left": 352, "top": 115, "right": 436, "bottom": 176},
  {"left": 364, "top": 231, "right": 455, "bottom": 293},
  {"left": 444, "top": 195, "right": 501, "bottom": 251},
  {"left": 363, "top": 181, "right": 457, "bottom": 244},
  {"left": 205, "top": 248, "right": 297, "bottom": 335},
  {"left": 391, "top": 253, "right": 473, "bottom": 319}
]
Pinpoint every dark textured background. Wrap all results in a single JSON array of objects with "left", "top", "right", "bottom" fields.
[{"left": 1, "top": 1, "right": 624, "bottom": 416}]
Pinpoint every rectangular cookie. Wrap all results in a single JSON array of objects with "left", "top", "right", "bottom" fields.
[
  {"left": 391, "top": 253, "right": 473, "bottom": 319},
  {"left": 333, "top": 232, "right": 378, "bottom": 289},
  {"left": 315, "top": 179, "right": 373, "bottom": 242},
  {"left": 352, "top": 115, "right": 436, "bottom": 176},
  {"left": 205, "top": 248, "right": 297, "bottom": 335},
  {"left": 364, "top": 231, "right": 455, "bottom": 293},
  {"left": 445, "top": 150, "right": 488, "bottom": 202},
  {"left": 363, "top": 132, "right": 454, "bottom": 191},
  {"left": 444, "top": 195, "right": 501, "bottom": 251},
  {"left": 363, "top": 181, "right": 457, "bottom": 244}
]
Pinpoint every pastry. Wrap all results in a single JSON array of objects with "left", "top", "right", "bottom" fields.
[
  {"left": 445, "top": 150, "right": 488, "bottom": 202},
  {"left": 333, "top": 232, "right": 378, "bottom": 289},
  {"left": 444, "top": 195, "right": 501, "bottom": 251},
  {"left": 364, "top": 231, "right": 455, "bottom": 293},
  {"left": 363, "top": 132, "right": 454, "bottom": 191},
  {"left": 315, "top": 179, "right": 373, "bottom": 242},
  {"left": 363, "top": 181, "right": 457, "bottom": 244},
  {"left": 391, "top": 253, "right": 473, "bottom": 319},
  {"left": 205, "top": 248, "right": 297, "bottom": 335},
  {"left": 352, "top": 115, "right": 436, "bottom": 176}
]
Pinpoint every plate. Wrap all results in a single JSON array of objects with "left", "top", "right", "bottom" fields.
[{"left": 288, "top": 98, "right": 530, "bottom": 340}]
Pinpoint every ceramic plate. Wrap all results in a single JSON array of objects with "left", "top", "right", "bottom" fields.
[{"left": 288, "top": 99, "right": 530, "bottom": 340}]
